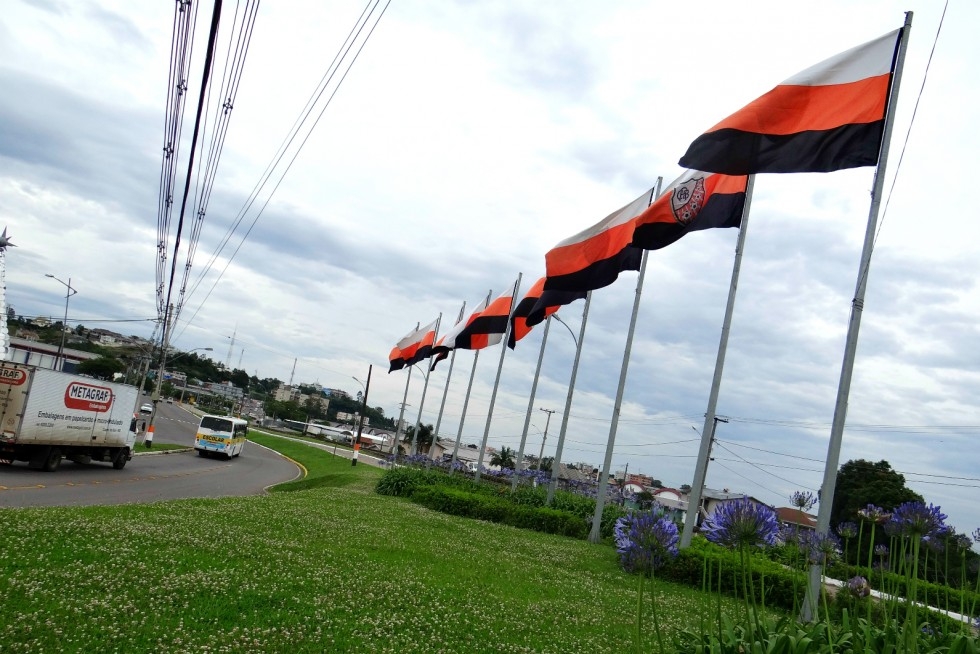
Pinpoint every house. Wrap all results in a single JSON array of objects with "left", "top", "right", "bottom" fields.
[
  {"left": 775, "top": 507, "right": 817, "bottom": 533},
  {"left": 427, "top": 438, "right": 491, "bottom": 470},
  {"left": 6, "top": 336, "right": 99, "bottom": 373},
  {"left": 693, "top": 488, "right": 771, "bottom": 530}
]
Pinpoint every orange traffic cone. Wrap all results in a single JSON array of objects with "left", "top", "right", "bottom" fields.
[{"left": 145, "top": 424, "right": 154, "bottom": 449}]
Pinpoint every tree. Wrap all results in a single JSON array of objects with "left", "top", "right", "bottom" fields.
[
  {"left": 229, "top": 368, "right": 250, "bottom": 389},
  {"left": 490, "top": 446, "right": 516, "bottom": 470},
  {"left": 402, "top": 423, "right": 434, "bottom": 453},
  {"left": 831, "top": 459, "right": 923, "bottom": 527},
  {"left": 76, "top": 356, "right": 125, "bottom": 381},
  {"left": 538, "top": 456, "right": 554, "bottom": 473},
  {"left": 679, "top": 484, "right": 692, "bottom": 494}
]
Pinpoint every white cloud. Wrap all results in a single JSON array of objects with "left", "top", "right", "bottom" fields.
[{"left": 2, "top": 0, "right": 979, "bottom": 534}]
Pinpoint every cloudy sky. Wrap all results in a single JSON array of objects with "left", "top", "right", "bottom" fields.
[{"left": 3, "top": 0, "right": 979, "bottom": 535}]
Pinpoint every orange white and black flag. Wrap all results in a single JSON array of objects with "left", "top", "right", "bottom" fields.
[
  {"left": 543, "top": 188, "right": 653, "bottom": 293},
  {"left": 679, "top": 28, "right": 903, "bottom": 175},
  {"left": 631, "top": 170, "right": 747, "bottom": 251},
  {"left": 508, "top": 277, "right": 586, "bottom": 349},
  {"left": 430, "top": 287, "right": 514, "bottom": 368},
  {"left": 388, "top": 319, "right": 438, "bottom": 373}
]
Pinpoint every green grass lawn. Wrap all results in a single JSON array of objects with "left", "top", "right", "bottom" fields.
[{"left": 0, "top": 432, "right": 762, "bottom": 653}]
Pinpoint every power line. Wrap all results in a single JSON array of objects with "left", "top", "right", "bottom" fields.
[
  {"left": 175, "top": 0, "right": 393, "bottom": 340},
  {"left": 713, "top": 441, "right": 818, "bottom": 492}
]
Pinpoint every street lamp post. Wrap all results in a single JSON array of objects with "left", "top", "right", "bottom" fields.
[
  {"left": 45, "top": 274, "right": 76, "bottom": 371},
  {"left": 352, "top": 366, "right": 372, "bottom": 466}
]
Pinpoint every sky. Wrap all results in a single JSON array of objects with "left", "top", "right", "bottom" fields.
[{"left": 2, "top": 0, "right": 979, "bottom": 537}]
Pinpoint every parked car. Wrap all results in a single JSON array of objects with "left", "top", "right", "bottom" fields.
[{"left": 139, "top": 403, "right": 153, "bottom": 414}]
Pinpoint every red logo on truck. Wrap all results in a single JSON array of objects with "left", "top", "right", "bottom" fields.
[
  {"left": 0, "top": 368, "right": 27, "bottom": 385},
  {"left": 64, "top": 382, "right": 114, "bottom": 412}
]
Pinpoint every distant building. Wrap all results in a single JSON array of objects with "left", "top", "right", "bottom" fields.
[
  {"left": 206, "top": 381, "right": 243, "bottom": 401},
  {"left": 775, "top": 507, "right": 818, "bottom": 532},
  {"left": 5, "top": 336, "right": 99, "bottom": 373}
]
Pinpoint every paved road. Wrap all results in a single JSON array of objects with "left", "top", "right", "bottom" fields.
[{"left": 0, "top": 402, "right": 301, "bottom": 508}]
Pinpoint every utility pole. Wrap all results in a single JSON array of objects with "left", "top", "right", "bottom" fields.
[
  {"left": 536, "top": 408, "right": 555, "bottom": 471},
  {"left": 353, "top": 364, "right": 372, "bottom": 467},
  {"left": 689, "top": 416, "right": 727, "bottom": 524}
]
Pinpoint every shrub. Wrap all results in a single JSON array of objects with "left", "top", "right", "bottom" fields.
[
  {"left": 375, "top": 466, "right": 438, "bottom": 497},
  {"left": 410, "top": 486, "right": 589, "bottom": 539}
]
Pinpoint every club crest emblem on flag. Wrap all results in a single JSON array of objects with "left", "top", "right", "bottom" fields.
[{"left": 670, "top": 176, "right": 706, "bottom": 225}]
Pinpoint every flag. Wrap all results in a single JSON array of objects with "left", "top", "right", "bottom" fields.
[
  {"left": 678, "top": 28, "right": 902, "bottom": 175},
  {"left": 508, "top": 277, "right": 586, "bottom": 348},
  {"left": 388, "top": 319, "right": 438, "bottom": 373},
  {"left": 631, "top": 170, "right": 747, "bottom": 251},
  {"left": 430, "top": 288, "right": 515, "bottom": 368},
  {"left": 543, "top": 188, "right": 653, "bottom": 293}
]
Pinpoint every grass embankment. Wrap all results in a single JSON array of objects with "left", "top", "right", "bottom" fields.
[{"left": 1, "top": 435, "right": 757, "bottom": 653}]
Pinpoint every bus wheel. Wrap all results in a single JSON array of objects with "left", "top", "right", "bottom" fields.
[
  {"left": 43, "top": 448, "right": 62, "bottom": 472},
  {"left": 112, "top": 448, "right": 129, "bottom": 470},
  {"left": 197, "top": 450, "right": 207, "bottom": 457}
]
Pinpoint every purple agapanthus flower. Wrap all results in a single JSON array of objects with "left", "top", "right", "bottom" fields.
[
  {"left": 857, "top": 504, "right": 891, "bottom": 524},
  {"left": 807, "top": 531, "right": 841, "bottom": 565},
  {"left": 780, "top": 524, "right": 802, "bottom": 545},
  {"left": 874, "top": 544, "right": 889, "bottom": 557},
  {"left": 837, "top": 521, "right": 858, "bottom": 539},
  {"left": 614, "top": 509, "right": 679, "bottom": 574},
  {"left": 790, "top": 491, "right": 817, "bottom": 511},
  {"left": 922, "top": 535, "right": 945, "bottom": 553},
  {"left": 702, "top": 497, "right": 780, "bottom": 550},
  {"left": 972, "top": 528, "right": 980, "bottom": 544},
  {"left": 847, "top": 576, "right": 871, "bottom": 598},
  {"left": 889, "top": 501, "right": 949, "bottom": 539}
]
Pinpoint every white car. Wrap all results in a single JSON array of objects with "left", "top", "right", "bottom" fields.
[{"left": 139, "top": 403, "right": 153, "bottom": 414}]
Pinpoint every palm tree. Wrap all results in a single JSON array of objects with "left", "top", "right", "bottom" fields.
[
  {"left": 402, "top": 423, "right": 434, "bottom": 453},
  {"left": 490, "top": 446, "right": 516, "bottom": 470}
]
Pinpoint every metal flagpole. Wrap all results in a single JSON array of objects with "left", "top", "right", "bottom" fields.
[
  {"left": 803, "top": 12, "right": 912, "bottom": 622},
  {"left": 390, "top": 322, "right": 420, "bottom": 464},
  {"left": 588, "top": 250, "right": 649, "bottom": 543},
  {"left": 511, "top": 316, "right": 551, "bottom": 492},
  {"left": 450, "top": 290, "right": 491, "bottom": 470},
  {"left": 450, "top": 350, "right": 479, "bottom": 470},
  {"left": 587, "top": 178, "right": 662, "bottom": 543},
  {"left": 474, "top": 274, "right": 522, "bottom": 483},
  {"left": 391, "top": 366, "right": 413, "bottom": 464},
  {"left": 410, "top": 314, "right": 441, "bottom": 455},
  {"left": 546, "top": 291, "right": 592, "bottom": 505},
  {"left": 431, "top": 303, "right": 466, "bottom": 461},
  {"left": 680, "top": 175, "right": 757, "bottom": 548}
]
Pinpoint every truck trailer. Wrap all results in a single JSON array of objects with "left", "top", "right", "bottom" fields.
[{"left": 0, "top": 362, "right": 139, "bottom": 471}]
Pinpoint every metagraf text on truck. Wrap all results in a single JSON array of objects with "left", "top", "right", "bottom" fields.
[{"left": 0, "top": 362, "right": 139, "bottom": 471}]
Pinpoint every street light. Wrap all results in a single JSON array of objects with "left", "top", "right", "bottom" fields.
[
  {"left": 45, "top": 274, "right": 77, "bottom": 371},
  {"left": 551, "top": 313, "right": 579, "bottom": 348}
]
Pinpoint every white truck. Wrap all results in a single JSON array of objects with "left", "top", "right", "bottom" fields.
[{"left": 0, "top": 362, "right": 139, "bottom": 471}]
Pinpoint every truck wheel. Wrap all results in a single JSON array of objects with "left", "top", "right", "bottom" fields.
[
  {"left": 112, "top": 448, "right": 129, "bottom": 470},
  {"left": 42, "top": 448, "right": 62, "bottom": 472}
]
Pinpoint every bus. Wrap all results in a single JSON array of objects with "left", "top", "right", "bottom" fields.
[{"left": 194, "top": 414, "right": 248, "bottom": 459}]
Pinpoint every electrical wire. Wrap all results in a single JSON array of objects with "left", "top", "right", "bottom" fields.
[{"left": 174, "top": 0, "right": 394, "bottom": 340}]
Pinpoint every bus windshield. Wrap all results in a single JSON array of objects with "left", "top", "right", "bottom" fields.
[{"left": 200, "top": 416, "right": 234, "bottom": 432}]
